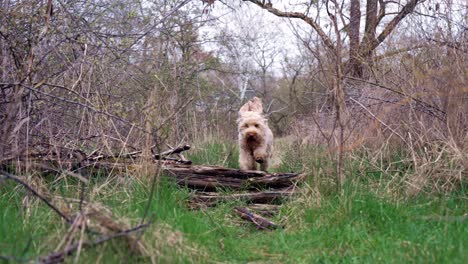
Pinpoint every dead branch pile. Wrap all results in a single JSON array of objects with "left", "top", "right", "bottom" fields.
[
  {"left": 159, "top": 146, "right": 305, "bottom": 230},
  {"left": 2, "top": 144, "right": 304, "bottom": 235}
]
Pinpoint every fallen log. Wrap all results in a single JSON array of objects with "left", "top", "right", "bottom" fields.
[
  {"left": 163, "top": 164, "right": 304, "bottom": 191},
  {"left": 234, "top": 207, "right": 281, "bottom": 230},
  {"left": 190, "top": 187, "right": 295, "bottom": 207},
  {"left": 164, "top": 164, "right": 270, "bottom": 178}
]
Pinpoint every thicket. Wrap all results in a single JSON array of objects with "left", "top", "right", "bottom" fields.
[{"left": 0, "top": 0, "right": 466, "bottom": 262}]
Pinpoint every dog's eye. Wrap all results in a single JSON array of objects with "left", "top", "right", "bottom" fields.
[{"left": 254, "top": 124, "right": 259, "bottom": 128}]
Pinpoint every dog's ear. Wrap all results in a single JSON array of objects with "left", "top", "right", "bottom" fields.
[
  {"left": 239, "top": 101, "right": 251, "bottom": 115},
  {"left": 248, "top": 97, "right": 263, "bottom": 113}
]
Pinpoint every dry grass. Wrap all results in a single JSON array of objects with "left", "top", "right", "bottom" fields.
[
  {"left": 280, "top": 183, "right": 322, "bottom": 231},
  {"left": 405, "top": 138, "right": 467, "bottom": 196}
]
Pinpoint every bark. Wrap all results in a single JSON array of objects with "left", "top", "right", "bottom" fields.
[
  {"left": 351, "top": 0, "right": 421, "bottom": 77},
  {"left": 164, "top": 164, "right": 304, "bottom": 191},
  {"left": 373, "top": 0, "right": 420, "bottom": 50},
  {"left": 190, "top": 187, "right": 295, "bottom": 207},
  {"left": 356, "top": 0, "right": 379, "bottom": 77},
  {"left": 364, "top": 0, "right": 378, "bottom": 44},
  {"left": 348, "top": 0, "right": 361, "bottom": 77}
]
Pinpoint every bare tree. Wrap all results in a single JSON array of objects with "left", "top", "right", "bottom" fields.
[{"left": 241, "top": 0, "right": 424, "bottom": 78}]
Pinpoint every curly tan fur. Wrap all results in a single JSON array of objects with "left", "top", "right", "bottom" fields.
[{"left": 238, "top": 97, "right": 273, "bottom": 171}]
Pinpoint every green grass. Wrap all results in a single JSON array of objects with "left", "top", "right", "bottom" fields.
[{"left": 1, "top": 139, "right": 466, "bottom": 263}]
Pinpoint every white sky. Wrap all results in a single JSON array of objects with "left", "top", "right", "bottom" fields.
[{"left": 198, "top": 1, "right": 301, "bottom": 73}]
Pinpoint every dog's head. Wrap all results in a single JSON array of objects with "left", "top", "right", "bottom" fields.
[
  {"left": 238, "top": 97, "right": 268, "bottom": 143},
  {"left": 238, "top": 111, "right": 268, "bottom": 143}
]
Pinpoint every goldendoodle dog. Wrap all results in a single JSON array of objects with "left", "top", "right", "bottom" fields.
[{"left": 237, "top": 97, "right": 273, "bottom": 171}]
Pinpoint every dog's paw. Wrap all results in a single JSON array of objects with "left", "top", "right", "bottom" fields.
[{"left": 254, "top": 152, "right": 267, "bottom": 164}]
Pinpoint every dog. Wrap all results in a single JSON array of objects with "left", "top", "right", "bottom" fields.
[{"left": 237, "top": 97, "right": 273, "bottom": 171}]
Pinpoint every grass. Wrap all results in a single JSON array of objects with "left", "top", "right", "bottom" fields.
[{"left": 1, "top": 138, "right": 466, "bottom": 263}]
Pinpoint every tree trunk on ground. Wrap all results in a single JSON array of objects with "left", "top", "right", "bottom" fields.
[{"left": 163, "top": 164, "right": 304, "bottom": 191}]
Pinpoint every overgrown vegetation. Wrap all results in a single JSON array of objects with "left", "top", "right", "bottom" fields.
[
  {"left": 1, "top": 140, "right": 466, "bottom": 263},
  {"left": 1, "top": 0, "right": 466, "bottom": 262}
]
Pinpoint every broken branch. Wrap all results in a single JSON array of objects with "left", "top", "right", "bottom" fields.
[
  {"left": 234, "top": 207, "right": 281, "bottom": 230},
  {"left": 0, "top": 170, "right": 72, "bottom": 223}
]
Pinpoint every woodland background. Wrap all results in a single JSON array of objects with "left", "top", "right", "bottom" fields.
[{"left": 0, "top": 0, "right": 466, "bottom": 262}]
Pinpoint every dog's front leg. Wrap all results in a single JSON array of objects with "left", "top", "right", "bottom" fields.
[
  {"left": 253, "top": 147, "right": 268, "bottom": 164},
  {"left": 239, "top": 148, "right": 256, "bottom": 170}
]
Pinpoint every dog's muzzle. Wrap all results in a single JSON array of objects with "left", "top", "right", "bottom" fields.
[{"left": 246, "top": 132, "right": 257, "bottom": 141}]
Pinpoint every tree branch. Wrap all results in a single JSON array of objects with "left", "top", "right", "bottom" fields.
[
  {"left": 0, "top": 170, "right": 72, "bottom": 224},
  {"left": 373, "top": 44, "right": 428, "bottom": 60},
  {"left": 242, "top": 0, "right": 336, "bottom": 52},
  {"left": 371, "top": 0, "right": 422, "bottom": 51},
  {"left": 349, "top": 97, "right": 408, "bottom": 144},
  {"left": 234, "top": 207, "right": 281, "bottom": 230}
]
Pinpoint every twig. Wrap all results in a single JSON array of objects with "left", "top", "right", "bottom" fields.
[
  {"left": 344, "top": 76, "right": 446, "bottom": 121},
  {"left": 140, "top": 136, "right": 163, "bottom": 225},
  {"left": 17, "top": 83, "right": 147, "bottom": 132},
  {"left": 0, "top": 170, "right": 72, "bottom": 223},
  {"left": 350, "top": 97, "right": 408, "bottom": 144},
  {"left": 234, "top": 207, "right": 281, "bottom": 230},
  {"left": 33, "top": 164, "right": 89, "bottom": 183},
  {"left": 156, "top": 97, "right": 195, "bottom": 131},
  {"left": 86, "top": 145, "right": 191, "bottom": 162},
  {"left": 153, "top": 145, "right": 191, "bottom": 159},
  {"left": 160, "top": 157, "right": 192, "bottom": 165},
  {"left": 38, "top": 223, "right": 150, "bottom": 264}
]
